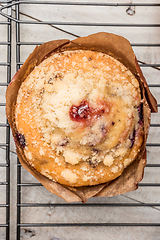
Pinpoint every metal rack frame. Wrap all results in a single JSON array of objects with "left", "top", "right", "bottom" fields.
[
  {"left": 0, "top": 1, "right": 11, "bottom": 239},
  {"left": 0, "top": 1, "right": 160, "bottom": 239}
]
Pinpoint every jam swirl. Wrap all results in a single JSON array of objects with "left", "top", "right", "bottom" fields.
[{"left": 69, "top": 100, "right": 110, "bottom": 124}]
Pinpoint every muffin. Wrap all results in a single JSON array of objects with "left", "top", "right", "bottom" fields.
[
  {"left": 6, "top": 33, "right": 157, "bottom": 201},
  {"left": 15, "top": 49, "right": 144, "bottom": 187}
]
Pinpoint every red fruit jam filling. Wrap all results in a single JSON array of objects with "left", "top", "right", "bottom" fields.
[{"left": 69, "top": 100, "right": 110, "bottom": 125}]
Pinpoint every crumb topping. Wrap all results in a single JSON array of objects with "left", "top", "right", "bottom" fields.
[
  {"left": 61, "top": 169, "right": 78, "bottom": 184},
  {"left": 15, "top": 50, "right": 143, "bottom": 186}
]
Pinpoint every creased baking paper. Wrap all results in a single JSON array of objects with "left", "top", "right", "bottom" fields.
[{"left": 6, "top": 32, "right": 157, "bottom": 202}]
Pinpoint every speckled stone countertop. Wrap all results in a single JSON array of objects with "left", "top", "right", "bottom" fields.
[{"left": 0, "top": 1, "right": 160, "bottom": 239}]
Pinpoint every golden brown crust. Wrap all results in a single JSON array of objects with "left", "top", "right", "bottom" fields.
[{"left": 15, "top": 50, "right": 144, "bottom": 187}]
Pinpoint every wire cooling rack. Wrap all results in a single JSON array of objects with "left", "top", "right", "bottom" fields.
[
  {"left": 0, "top": 1, "right": 160, "bottom": 239},
  {"left": 0, "top": 1, "right": 11, "bottom": 240}
]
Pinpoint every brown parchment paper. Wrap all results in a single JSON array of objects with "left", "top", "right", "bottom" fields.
[{"left": 6, "top": 32, "right": 158, "bottom": 203}]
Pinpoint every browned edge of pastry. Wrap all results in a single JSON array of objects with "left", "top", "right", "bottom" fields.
[
  {"left": 6, "top": 32, "right": 157, "bottom": 202},
  {"left": 6, "top": 39, "right": 70, "bottom": 127}
]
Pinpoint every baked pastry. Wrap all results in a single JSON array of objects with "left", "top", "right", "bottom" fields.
[{"left": 15, "top": 49, "right": 144, "bottom": 187}]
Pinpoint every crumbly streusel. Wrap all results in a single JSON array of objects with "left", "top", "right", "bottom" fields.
[{"left": 15, "top": 50, "right": 144, "bottom": 186}]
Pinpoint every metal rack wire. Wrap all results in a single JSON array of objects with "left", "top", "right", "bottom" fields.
[
  {"left": 0, "top": 1, "right": 160, "bottom": 239},
  {"left": 0, "top": 1, "right": 11, "bottom": 240}
]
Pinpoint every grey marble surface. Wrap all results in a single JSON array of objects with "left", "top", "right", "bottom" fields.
[{"left": 0, "top": 1, "right": 160, "bottom": 239}]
